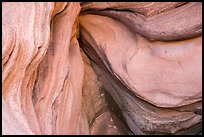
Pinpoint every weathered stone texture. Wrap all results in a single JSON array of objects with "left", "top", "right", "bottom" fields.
[{"left": 2, "top": 2, "right": 202, "bottom": 135}]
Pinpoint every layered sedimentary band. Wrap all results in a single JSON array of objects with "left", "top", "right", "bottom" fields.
[
  {"left": 81, "top": 2, "right": 202, "bottom": 41},
  {"left": 2, "top": 2, "right": 202, "bottom": 135}
]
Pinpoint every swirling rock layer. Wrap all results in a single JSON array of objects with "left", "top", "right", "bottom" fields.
[
  {"left": 2, "top": 2, "right": 202, "bottom": 135},
  {"left": 79, "top": 14, "right": 202, "bottom": 135},
  {"left": 81, "top": 2, "right": 202, "bottom": 41}
]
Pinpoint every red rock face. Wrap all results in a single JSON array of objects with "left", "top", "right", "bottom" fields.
[{"left": 2, "top": 2, "right": 202, "bottom": 135}]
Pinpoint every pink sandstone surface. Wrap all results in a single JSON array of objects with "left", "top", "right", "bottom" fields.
[{"left": 2, "top": 2, "right": 202, "bottom": 135}]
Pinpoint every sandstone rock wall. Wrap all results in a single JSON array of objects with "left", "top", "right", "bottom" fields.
[{"left": 2, "top": 2, "right": 202, "bottom": 135}]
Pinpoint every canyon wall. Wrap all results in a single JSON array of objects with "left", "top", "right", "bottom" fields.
[{"left": 2, "top": 2, "right": 202, "bottom": 135}]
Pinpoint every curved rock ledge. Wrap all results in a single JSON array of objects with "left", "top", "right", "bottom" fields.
[
  {"left": 81, "top": 2, "right": 202, "bottom": 41},
  {"left": 78, "top": 14, "right": 202, "bottom": 135}
]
